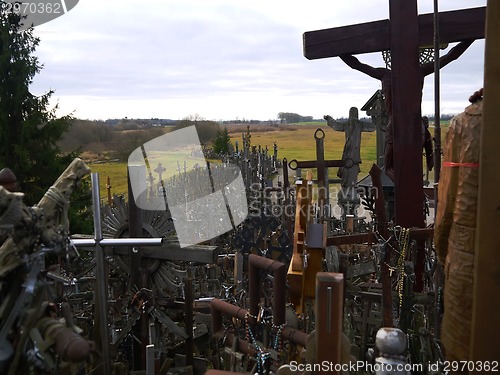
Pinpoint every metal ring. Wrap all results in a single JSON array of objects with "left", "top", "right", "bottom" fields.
[
  {"left": 288, "top": 159, "right": 298, "bottom": 170},
  {"left": 314, "top": 128, "right": 325, "bottom": 140}
]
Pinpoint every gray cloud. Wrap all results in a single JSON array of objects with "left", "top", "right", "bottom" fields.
[{"left": 30, "top": 0, "right": 487, "bottom": 120}]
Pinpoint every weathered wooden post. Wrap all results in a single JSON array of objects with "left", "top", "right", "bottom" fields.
[
  {"left": 315, "top": 272, "right": 344, "bottom": 374},
  {"left": 106, "top": 175, "right": 113, "bottom": 207},
  {"left": 470, "top": 0, "right": 500, "bottom": 364}
]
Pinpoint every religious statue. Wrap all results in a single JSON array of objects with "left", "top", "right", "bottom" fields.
[
  {"left": 324, "top": 107, "right": 375, "bottom": 216},
  {"left": 0, "top": 158, "right": 94, "bottom": 374},
  {"left": 339, "top": 40, "right": 474, "bottom": 181},
  {"left": 324, "top": 107, "right": 375, "bottom": 189},
  {"left": 421, "top": 116, "right": 434, "bottom": 173},
  {"left": 434, "top": 89, "right": 482, "bottom": 362}
]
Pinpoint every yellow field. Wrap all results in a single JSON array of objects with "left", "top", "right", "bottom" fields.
[
  {"left": 232, "top": 124, "right": 377, "bottom": 176},
  {"left": 89, "top": 123, "right": 447, "bottom": 198},
  {"left": 87, "top": 161, "right": 129, "bottom": 200},
  {"left": 89, "top": 125, "right": 376, "bottom": 198}
]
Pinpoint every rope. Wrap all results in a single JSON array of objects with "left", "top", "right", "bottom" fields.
[
  {"left": 45, "top": 186, "right": 70, "bottom": 230},
  {"left": 442, "top": 162, "right": 479, "bottom": 168}
]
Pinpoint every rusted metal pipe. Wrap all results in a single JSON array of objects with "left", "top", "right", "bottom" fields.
[
  {"left": 211, "top": 298, "right": 248, "bottom": 335},
  {"left": 248, "top": 254, "right": 287, "bottom": 326},
  {"left": 212, "top": 331, "right": 256, "bottom": 356},
  {"left": 281, "top": 326, "right": 308, "bottom": 348},
  {"left": 210, "top": 298, "right": 308, "bottom": 349},
  {"left": 212, "top": 324, "right": 308, "bottom": 355}
]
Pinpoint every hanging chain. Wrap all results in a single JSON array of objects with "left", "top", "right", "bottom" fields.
[{"left": 397, "top": 227, "right": 410, "bottom": 308}]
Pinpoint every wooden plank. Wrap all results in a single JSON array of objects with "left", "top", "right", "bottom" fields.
[
  {"left": 408, "top": 227, "right": 434, "bottom": 240},
  {"left": 328, "top": 227, "right": 432, "bottom": 246},
  {"left": 75, "top": 239, "right": 218, "bottom": 264},
  {"left": 390, "top": 0, "right": 424, "bottom": 229},
  {"left": 111, "top": 242, "right": 219, "bottom": 264},
  {"left": 326, "top": 232, "right": 374, "bottom": 246},
  {"left": 390, "top": 0, "right": 427, "bottom": 293},
  {"left": 291, "top": 159, "right": 343, "bottom": 169},
  {"left": 418, "top": 6, "right": 485, "bottom": 46},
  {"left": 303, "top": 7, "right": 485, "bottom": 60},
  {"left": 304, "top": 19, "right": 390, "bottom": 59},
  {"left": 470, "top": 0, "right": 500, "bottom": 364}
]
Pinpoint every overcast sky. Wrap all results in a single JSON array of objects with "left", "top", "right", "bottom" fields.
[{"left": 30, "top": 0, "right": 486, "bottom": 122}]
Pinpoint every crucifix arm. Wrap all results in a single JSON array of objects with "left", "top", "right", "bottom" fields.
[
  {"left": 339, "top": 54, "right": 387, "bottom": 81},
  {"left": 324, "top": 115, "right": 344, "bottom": 131},
  {"left": 421, "top": 39, "right": 475, "bottom": 76}
]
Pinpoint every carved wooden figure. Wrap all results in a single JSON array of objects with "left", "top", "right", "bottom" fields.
[{"left": 324, "top": 107, "right": 375, "bottom": 190}]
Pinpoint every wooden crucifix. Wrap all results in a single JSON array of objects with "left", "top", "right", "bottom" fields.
[
  {"left": 304, "top": 1, "right": 485, "bottom": 294},
  {"left": 304, "top": 2, "right": 485, "bottom": 230}
]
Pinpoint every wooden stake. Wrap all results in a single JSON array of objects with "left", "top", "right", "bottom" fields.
[{"left": 470, "top": 0, "right": 500, "bottom": 364}]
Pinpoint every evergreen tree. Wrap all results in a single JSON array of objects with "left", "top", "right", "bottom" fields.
[
  {"left": 0, "top": 9, "right": 74, "bottom": 204},
  {"left": 212, "top": 127, "right": 231, "bottom": 155}
]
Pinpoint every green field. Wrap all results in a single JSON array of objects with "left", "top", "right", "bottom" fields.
[
  {"left": 89, "top": 124, "right": 374, "bottom": 197},
  {"left": 90, "top": 123, "right": 447, "bottom": 198}
]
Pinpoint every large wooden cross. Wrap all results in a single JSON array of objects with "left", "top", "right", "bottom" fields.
[{"left": 303, "top": 2, "right": 485, "bottom": 229}]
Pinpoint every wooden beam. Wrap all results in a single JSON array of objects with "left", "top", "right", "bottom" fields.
[
  {"left": 390, "top": 0, "right": 427, "bottom": 293},
  {"left": 112, "top": 242, "right": 219, "bottom": 264},
  {"left": 303, "top": 6, "right": 485, "bottom": 59},
  {"left": 325, "top": 228, "right": 432, "bottom": 247},
  {"left": 76, "top": 241, "right": 219, "bottom": 264},
  {"left": 470, "top": 0, "right": 500, "bottom": 364},
  {"left": 418, "top": 6, "right": 486, "bottom": 47},
  {"left": 304, "top": 19, "right": 389, "bottom": 59},
  {"left": 326, "top": 232, "right": 374, "bottom": 246},
  {"left": 390, "top": 0, "right": 424, "bottom": 229}
]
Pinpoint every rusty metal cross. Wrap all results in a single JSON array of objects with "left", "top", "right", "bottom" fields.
[{"left": 289, "top": 128, "right": 344, "bottom": 221}]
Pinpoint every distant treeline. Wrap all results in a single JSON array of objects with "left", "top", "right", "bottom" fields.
[
  {"left": 423, "top": 114, "right": 456, "bottom": 121},
  {"left": 103, "top": 118, "right": 177, "bottom": 127},
  {"left": 60, "top": 118, "right": 224, "bottom": 162},
  {"left": 278, "top": 112, "right": 315, "bottom": 124}
]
